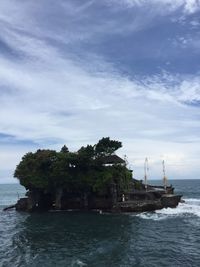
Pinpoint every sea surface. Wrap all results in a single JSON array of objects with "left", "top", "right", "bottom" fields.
[{"left": 0, "top": 180, "right": 200, "bottom": 267}]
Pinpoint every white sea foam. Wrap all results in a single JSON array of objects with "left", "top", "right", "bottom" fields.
[
  {"left": 136, "top": 212, "right": 166, "bottom": 221},
  {"left": 136, "top": 198, "right": 200, "bottom": 220},
  {"left": 184, "top": 198, "right": 200, "bottom": 205},
  {"left": 71, "top": 259, "right": 87, "bottom": 267},
  {"left": 0, "top": 198, "right": 18, "bottom": 206}
]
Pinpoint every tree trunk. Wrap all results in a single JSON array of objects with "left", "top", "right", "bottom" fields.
[
  {"left": 83, "top": 192, "right": 89, "bottom": 209},
  {"left": 110, "top": 182, "right": 117, "bottom": 206},
  {"left": 55, "top": 188, "right": 63, "bottom": 210}
]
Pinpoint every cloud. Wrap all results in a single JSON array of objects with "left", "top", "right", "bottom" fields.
[
  {"left": 110, "top": 0, "right": 200, "bottom": 14},
  {"left": 0, "top": 0, "right": 200, "bottom": 182},
  {"left": 1, "top": 38, "right": 200, "bottom": 181}
]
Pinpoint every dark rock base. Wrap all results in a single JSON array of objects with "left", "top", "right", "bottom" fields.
[{"left": 14, "top": 194, "right": 182, "bottom": 213}]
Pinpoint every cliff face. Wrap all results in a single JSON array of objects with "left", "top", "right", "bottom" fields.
[
  {"left": 14, "top": 181, "right": 182, "bottom": 213},
  {"left": 15, "top": 184, "right": 117, "bottom": 212},
  {"left": 115, "top": 195, "right": 182, "bottom": 212}
]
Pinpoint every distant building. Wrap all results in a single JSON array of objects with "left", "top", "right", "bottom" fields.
[{"left": 100, "top": 155, "right": 125, "bottom": 166}]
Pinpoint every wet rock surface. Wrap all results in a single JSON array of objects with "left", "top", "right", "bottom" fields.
[{"left": 14, "top": 193, "right": 182, "bottom": 213}]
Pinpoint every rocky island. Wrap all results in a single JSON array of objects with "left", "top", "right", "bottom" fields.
[{"left": 5, "top": 137, "right": 182, "bottom": 212}]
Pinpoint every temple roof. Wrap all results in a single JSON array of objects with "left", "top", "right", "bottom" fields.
[{"left": 100, "top": 155, "right": 125, "bottom": 164}]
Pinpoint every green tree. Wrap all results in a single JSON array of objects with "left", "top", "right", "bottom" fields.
[
  {"left": 14, "top": 149, "right": 57, "bottom": 189},
  {"left": 60, "top": 145, "right": 69, "bottom": 153},
  {"left": 14, "top": 138, "right": 131, "bottom": 197},
  {"left": 95, "top": 137, "right": 122, "bottom": 156}
]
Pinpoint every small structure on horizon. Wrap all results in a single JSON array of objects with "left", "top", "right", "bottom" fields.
[
  {"left": 162, "top": 160, "right": 167, "bottom": 192},
  {"left": 144, "top": 157, "right": 149, "bottom": 192}
]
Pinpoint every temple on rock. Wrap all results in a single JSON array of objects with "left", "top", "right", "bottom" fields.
[{"left": 4, "top": 137, "right": 182, "bottom": 213}]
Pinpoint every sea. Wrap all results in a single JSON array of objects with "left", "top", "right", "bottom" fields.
[{"left": 0, "top": 180, "right": 200, "bottom": 267}]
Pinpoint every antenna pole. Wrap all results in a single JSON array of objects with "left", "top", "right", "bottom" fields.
[
  {"left": 144, "top": 158, "right": 148, "bottom": 191},
  {"left": 162, "top": 160, "right": 167, "bottom": 192}
]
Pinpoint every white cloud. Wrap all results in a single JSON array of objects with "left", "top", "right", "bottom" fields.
[
  {"left": 1, "top": 34, "right": 200, "bottom": 181},
  {"left": 0, "top": 0, "right": 200, "bottom": 183},
  {"left": 111, "top": 0, "right": 200, "bottom": 14}
]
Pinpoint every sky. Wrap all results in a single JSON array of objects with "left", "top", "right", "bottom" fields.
[{"left": 0, "top": 0, "right": 200, "bottom": 183}]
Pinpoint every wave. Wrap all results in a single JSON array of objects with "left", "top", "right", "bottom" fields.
[
  {"left": 0, "top": 194, "right": 25, "bottom": 207},
  {"left": 0, "top": 200, "right": 17, "bottom": 207},
  {"left": 136, "top": 198, "right": 200, "bottom": 220},
  {"left": 70, "top": 259, "right": 87, "bottom": 267},
  {"left": 183, "top": 198, "right": 200, "bottom": 204}
]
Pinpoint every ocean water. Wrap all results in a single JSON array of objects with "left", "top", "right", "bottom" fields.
[{"left": 0, "top": 180, "right": 200, "bottom": 267}]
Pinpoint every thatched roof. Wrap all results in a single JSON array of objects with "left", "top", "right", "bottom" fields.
[{"left": 100, "top": 155, "right": 125, "bottom": 164}]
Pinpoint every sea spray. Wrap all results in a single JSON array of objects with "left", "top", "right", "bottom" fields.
[{"left": 136, "top": 198, "right": 200, "bottom": 220}]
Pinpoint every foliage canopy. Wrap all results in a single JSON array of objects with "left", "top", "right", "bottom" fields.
[{"left": 14, "top": 137, "right": 132, "bottom": 195}]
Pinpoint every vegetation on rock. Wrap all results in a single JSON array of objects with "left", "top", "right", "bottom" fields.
[
  {"left": 14, "top": 137, "right": 132, "bottom": 197},
  {"left": 12, "top": 137, "right": 181, "bottom": 213}
]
